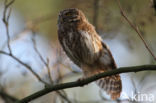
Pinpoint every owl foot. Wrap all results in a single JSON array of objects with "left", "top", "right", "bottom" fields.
[
  {"left": 77, "top": 77, "right": 86, "bottom": 82},
  {"left": 77, "top": 77, "right": 90, "bottom": 87}
]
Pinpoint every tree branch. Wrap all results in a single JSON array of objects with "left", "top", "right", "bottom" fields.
[
  {"left": 153, "top": 0, "right": 156, "bottom": 12},
  {"left": 0, "top": 50, "right": 48, "bottom": 85},
  {"left": 3, "top": 0, "right": 15, "bottom": 54},
  {"left": 31, "top": 34, "right": 72, "bottom": 103},
  {"left": 0, "top": 49, "right": 72, "bottom": 103},
  {"left": 16, "top": 65, "right": 156, "bottom": 103},
  {"left": 0, "top": 91, "right": 18, "bottom": 102},
  {"left": 93, "top": 0, "right": 100, "bottom": 32},
  {"left": 116, "top": 0, "right": 156, "bottom": 61},
  {"left": 31, "top": 34, "right": 53, "bottom": 84},
  {"left": 1, "top": 1, "right": 71, "bottom": 102}
]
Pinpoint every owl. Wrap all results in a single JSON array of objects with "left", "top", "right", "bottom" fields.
[{"left": 57, "top": 8, "right": 122, "bottom": 100}]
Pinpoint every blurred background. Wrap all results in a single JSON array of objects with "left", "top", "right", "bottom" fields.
[{"left": 0, "top": 0, "right": 156, "bottom": 103}]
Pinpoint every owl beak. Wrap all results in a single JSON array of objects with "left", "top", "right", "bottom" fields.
[{"left": 68, "top": 18, "right": 79, "bottom": 22}]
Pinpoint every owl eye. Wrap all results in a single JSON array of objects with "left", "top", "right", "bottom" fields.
[
  {"left": 65, "top": 12, "right": 72, "bottom": 16},
  {"left": 65, "top": 13, "right": 72, "bottom": 16}
]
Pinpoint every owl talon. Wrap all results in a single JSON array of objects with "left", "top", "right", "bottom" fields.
[
  {"left": 77, "top": 77, "right": 85, "bottom": 82},
  {"left": 77, "top": 77, "right": 87, "bottom": 87}
]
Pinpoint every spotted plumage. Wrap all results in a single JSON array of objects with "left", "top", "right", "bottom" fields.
[{"left": 57, "top": 8, "right": 122, "bottom": 99}]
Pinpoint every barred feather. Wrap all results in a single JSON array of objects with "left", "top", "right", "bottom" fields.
[{"left": 96, "top": 75, "right": 122, "bottom": 99}]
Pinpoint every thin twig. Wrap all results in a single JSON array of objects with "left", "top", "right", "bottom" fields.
[
  {"left": 2, "top": 0, "right": 50, "bottom": 86},
  {"left": 31, "top": 35, "right": 53, "bottom": 84},
  {"left": 31, "top": 35, "right": 72, "bottom": 103},
  {"left": 0, "top": 50, "right": 72, "bottom": 103},
  {"left": 0, "top": 50, "right": 48, "bottom": 85},
  {"left": 1, "top": 1, "right": 71, "bottom": 102},
  {"left": 2, "top": 0, "right": 49, "bottom": 87},
  {"left": 0, "top": 90, "right": 18, "bottom": 102},
  {"left": 116, "top": 0, "right": 156, "bottom": 61},
  {"left": 152, "top": 0, "right": 156, "bottom": 12},
  {"left": 2, "top": 1, "right": 70, "bottom": 101},
  {"left": 93, "top": 0, "right": 100, "bottom": 32},
  {"left": 46, "top": 58, "right": 53, "bottom": 83},
  {"left": 55, "top": 49, "right": 71, "bottom": 103},
  {"left": 16, "top": 64, "right": 156, "bottom": 103},
  {"left": 2, "top": 0, "right": 15, "bottom": 54},
  {"left": 57, "top": 91, "right": 72, "bottom": 103}
]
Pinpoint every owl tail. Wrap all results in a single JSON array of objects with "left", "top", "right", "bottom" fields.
[{"left": 96, "top": 74, "right": 122, "bottom": 100}]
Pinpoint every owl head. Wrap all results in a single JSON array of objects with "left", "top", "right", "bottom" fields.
[{"left": 58, "top": 8, "right": 86, "bottom": 25}]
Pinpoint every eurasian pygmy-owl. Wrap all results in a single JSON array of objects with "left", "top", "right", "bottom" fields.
[{"left": 57, "top": 8, "right": 122, "bottom": 100}]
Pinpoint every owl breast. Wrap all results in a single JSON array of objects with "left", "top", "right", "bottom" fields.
[{"left": 58, "top": 28, "right": 101, "bottom": 67}]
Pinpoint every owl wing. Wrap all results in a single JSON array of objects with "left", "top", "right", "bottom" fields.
[
  {"left": 78, "top": 29, "right": 117, "bottom": 69},
  {"left": 96, "top": 41, "right": 122, "bottom": 100},
  {"left": 98, "top": 41, "right": 117, "bottom": 70}
]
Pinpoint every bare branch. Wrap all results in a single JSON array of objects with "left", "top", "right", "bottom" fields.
[
  {"left": 152, "top": 0, "right": 156, "bottom": 12},
  {"left": 46, "top": 58, "right": 53, "bottom": 83},
  {"left": 32, "top": 34, "right": 72, "bottom": 103},
  {"left": 16, "top": 65, "right": 156, "bottom": 103},
  {"left": 93, "top": 0, "right": 100, "bottom": 32},
  {"left": 2, "top": 1, "right": 72, "bottom": 102},
  {"left": 0, "top": 50, "right": 72, "bottom": 103},
  {"left": 0, "top": 90, "right": 18, "bottom": 102},
  {"left": 2, "top": 0, "right": 15, "bottom": 54},
  {"left": 1, "top": 0, "right": 50, "bottom": 88},
  {"left": 31, "top": 35, "right": 53, "bottom": 84},
  {"left": 116, "top": 0, "right": 156, "bottom": 61},
  {"left": 56, "top": 91, "right": 72, "bottom": 103},
  {"left": 0, "top": 50, "right": 48, "bottom": 85}
]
